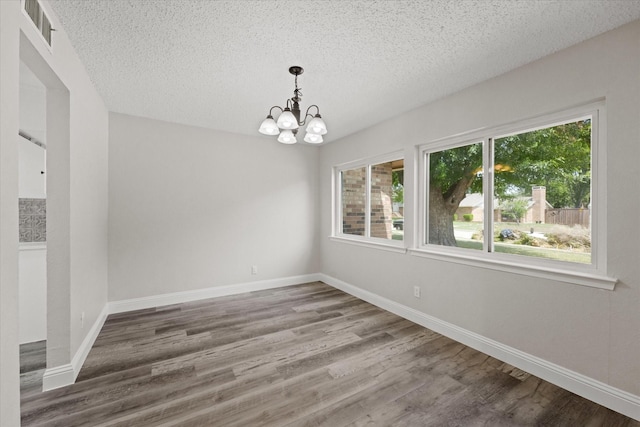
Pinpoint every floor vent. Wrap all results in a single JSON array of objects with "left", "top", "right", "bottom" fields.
[{"left": 24, "top": 0, "right": 53, "bottom": 47}]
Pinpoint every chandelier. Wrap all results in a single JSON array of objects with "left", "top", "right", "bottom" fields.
[{"left": 258, "top": 66, "right": 327, "bottom": 144}]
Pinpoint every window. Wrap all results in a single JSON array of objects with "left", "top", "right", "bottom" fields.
[
  {"left": 417, "top": 102, "right": 611, "bottom": 286},
  {"left": 23, "top": 0, "right": 53, "bottom": 47},
  {"left": 341, "top": 167, "right": 366, "bottom": 237},
  {"left": 428, "top": 141, "right": 483, "bottom": 251},
  {"left": 492, "top": 121, "right": 592, "bottom": 264},
  {"left": 335, "top": 152, "right": 404, "bottom": 247}
]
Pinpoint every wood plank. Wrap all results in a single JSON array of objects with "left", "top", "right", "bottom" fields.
[{"left": 19, "top": 282, "right": 640, "bottom": 426}]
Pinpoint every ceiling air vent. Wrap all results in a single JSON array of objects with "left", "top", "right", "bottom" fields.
[{"left": 24, "top": 0, "right": 53, "bottom": 46}]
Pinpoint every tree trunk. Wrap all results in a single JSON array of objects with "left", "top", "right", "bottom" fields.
[
  {"left": 428, "top": 186, "right": 458, "bottom": 246},
  {"left": 428, "top": 173, "right": 477, "bottom": 246}
]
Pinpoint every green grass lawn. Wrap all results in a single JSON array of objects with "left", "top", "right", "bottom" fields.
[
  {"left": 453, "top": 221, "right": 591, "bottom": 263},
  {"left": 454, "top": 221, "right": 560, "bottom": 234},
  {"left": 456, "top": 238, "right": 591, "bottom": 263},
  {"left": 387, "top": 221, "right": 590, "bottom": 263}
]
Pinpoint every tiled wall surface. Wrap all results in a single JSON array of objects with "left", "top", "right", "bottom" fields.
[{"left": 19, "top": 198, "right": 46, "bottom": 242}]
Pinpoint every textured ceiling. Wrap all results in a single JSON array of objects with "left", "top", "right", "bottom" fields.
[{"left": 47, "top": 0, "right": 640, "bottom": 144}]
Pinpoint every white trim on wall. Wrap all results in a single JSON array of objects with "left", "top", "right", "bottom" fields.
[
  {"left": 107, "top": 274, "right": 322, "bottom": 314},
  {"left": 42, "top": 274, "right": 321, "bottom": 390},
  {"left": 42, "top": 273, "right": 639, "bottom": 420},
  {"left": 41, "top": 363, "right": 74, "bottom": 391},
  {"left": 42, "top": 304, "right": 108, "bottom": 391},
  {"left": 413, "top": 100, "right": 613, "bottom": 290},
  {"left": 318, "top": 273, "right": 640, "bottom": 421},
  {"left": 332, "top": 149, "right": 405, "bottom": 249}
]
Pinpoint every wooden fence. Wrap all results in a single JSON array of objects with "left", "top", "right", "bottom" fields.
[{"left": 545, "top": 208, "right": 590, "bottom": 227}]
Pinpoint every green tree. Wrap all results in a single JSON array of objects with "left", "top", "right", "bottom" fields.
[
  {"left": 494, "top": 119, "right": 591, "bottom": 208},
  {"left": 392, "top": 170, "right": 404, "bottom": 204},
  {"left": 500, "top": 198, "right": 529, "bottom": 223},
  {"left": 429, "top": 143, "right": 483, "bottom": 245},
  {"left": 429, "top": 120, "right": 591, "bottom": 246}
]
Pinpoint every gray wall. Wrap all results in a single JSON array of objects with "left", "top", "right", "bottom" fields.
[
  {"left": 108, "top": 113, "right": 320, "bottom": 301},
  {"left": 1, "top": 1, "right": 109, "bottom": 423},
  {"left": 319, "top": 21, "right": 640, "bottom": 397}
]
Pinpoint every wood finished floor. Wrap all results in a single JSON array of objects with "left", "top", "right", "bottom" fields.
[
  {"left": 20, "top": 340, "right": 46, "bottom": 398},
  {"left": 20, "top": 282, "right": 639, "bottom": 426}
]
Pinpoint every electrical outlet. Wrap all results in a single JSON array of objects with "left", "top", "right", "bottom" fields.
[
  {"left": 413, "top": 286, "right": 421, "bottom": 298},
  {"left": 251, "top": 265, "right": 258, "bottom": 275}
]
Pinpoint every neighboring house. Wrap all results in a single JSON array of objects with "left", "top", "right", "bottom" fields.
[
  {"left": 455, "top": 193, "right": 494, "bottom": 222},
  {"left": 456, "top": 186, "right": 552, "bottom": 223}
]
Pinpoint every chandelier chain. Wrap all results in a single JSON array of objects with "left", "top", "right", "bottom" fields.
[{"left": 293, "top": 74, "right": 302, "bottom": 101}]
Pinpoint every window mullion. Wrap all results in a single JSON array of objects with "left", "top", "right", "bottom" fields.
[
  {"left": 484, "top": 138, "right": 494, "bottom": 253},
  {"left": 591, "top": 108, "right": 601, "bottom": 270},
  {"left": 365, "top": 165, "right": 372, "bottom": 238},
  {"left": 423, "top": 151, "right": 429, "bottom": 246},
  {"left": 335, "top": 169, "right": 342, "bottom": 235}
]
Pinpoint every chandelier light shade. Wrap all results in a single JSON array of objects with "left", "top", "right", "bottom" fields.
[
  {"left": 276, "top": 109, "right": 298, "bottom": 130},
  {"left": 277, "top": 130, "right": 297, "bottom": 144},
  {"left": 259, "top": 66, "right": 327, "bottom": 144},
  {"left": 305, "top": 115, "right": 328, "bottom": 135},
  {"left": 258, "top": 115, "right": 279, "bottom": 135},
  {"left": 304, "top": 133, "right": 323, "bottom": 144}
]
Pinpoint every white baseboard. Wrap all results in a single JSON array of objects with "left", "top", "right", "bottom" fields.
[
  {"left": 42, "top": 363, "right": 75, "bottom": 391},
  {"left": 42, "top": 304, "right": 109, "bottom": 391},
  {"left": 42, "top": 274, "right": 322, "bottom": 391},
  {"left": 71, "top": 304, "right": 109, "bottom": 380},
  {"left": 318, "top": 273, "right": 640, "bottom": 421},
  {"left": 39, "top": 273, "right": 639, "bottom": 420},
  {"left": 108, "top": 273, "right": 322, "bottom": 314}
]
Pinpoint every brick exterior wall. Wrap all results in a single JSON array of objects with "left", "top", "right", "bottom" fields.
[
  {"left": 341, "top": 168, "right": 366, "bottom": 236},
  {"left": 341, "top": 163, "right": 395, "bottom": 238},
  {"left": 370, "top": 162, "right": 393, "bottom": 239}
]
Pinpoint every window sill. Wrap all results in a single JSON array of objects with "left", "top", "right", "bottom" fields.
[
  {"left": 330, "top": 236, "right": 407, "bottom": 254},
  {"left": 408, "top": 248, "right": 617, "bottom": 290}
]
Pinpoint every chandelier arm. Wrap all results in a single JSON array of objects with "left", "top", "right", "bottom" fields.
[
  {"left": 268, "top": 106, "right": 284, "bottom": 116},
  {"left": 300, "top": 113, "right": 314, "bottom": 126},
  {"left": 305, "top": 105, "right": 321, "bottom": 116},
  {"left": 298, "top": 105, "right": 321, "bottom": 126}
]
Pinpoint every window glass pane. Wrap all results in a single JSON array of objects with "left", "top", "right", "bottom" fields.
[
  {"left": 428, "top": 142, "right": 483, "bottom": 249},
  {"left": 370, "top": 160, "right": 404, "bottom": 241},
  {"left": 493, "top": 118, "right": 591, "bottom": 264},
  {"left": 341, "top": 167, "right": 366, "bottom": 236}
]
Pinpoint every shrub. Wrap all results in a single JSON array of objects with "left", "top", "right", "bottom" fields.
[
  {"left": 463, "top": 214, "right": 473, "bottom": 222},
  {"left": 517, "top": 233, "right": 541, "bottom": 247},
  {"left": 546, "top": 225, "right": 591, "bottom": 249},
  {"left": 453, "top": 213, "right": 458, "bottom": 221}
]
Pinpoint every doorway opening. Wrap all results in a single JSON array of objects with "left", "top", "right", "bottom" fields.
[
  {"left": 18, "top": 59, "right": 48, "bottom": 397},
  {"left": 19, "top": 30, "right": 72, "bottom": 398}
]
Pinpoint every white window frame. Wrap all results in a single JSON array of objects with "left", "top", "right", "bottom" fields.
[
  {"left": 332, "top": 150, "right": 406, "bottom": 253},
  {"left": 411, "top": 101, "right": 616, "bottom": 290},
  {"left": 21, "top": 0, "right": 54, "bottom": 51}
]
